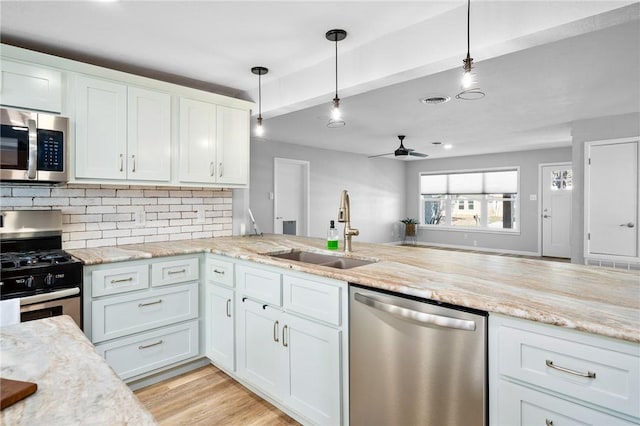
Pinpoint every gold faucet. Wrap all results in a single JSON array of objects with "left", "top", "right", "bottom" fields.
[{"left": 338, "top": 190, "right": 359, "bottom": 253}]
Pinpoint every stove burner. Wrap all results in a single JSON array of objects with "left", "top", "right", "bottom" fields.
[{"left": 0, "top": 250, "right": 75, "bottom": 270}]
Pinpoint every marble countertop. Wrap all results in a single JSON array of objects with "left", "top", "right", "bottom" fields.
[
  {"left": 68, "top": 235, "right": 640, "bottom": 343},
  {"left": 0, "top": 316, "right": 157, "bottom": 426}
]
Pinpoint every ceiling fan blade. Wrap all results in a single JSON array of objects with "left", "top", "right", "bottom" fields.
[
  {"left": 368, "top": 152, "right": 394, "bottom": 158},
  {"left": 408, "top": 151, "right": 428, "bottom": 157}
]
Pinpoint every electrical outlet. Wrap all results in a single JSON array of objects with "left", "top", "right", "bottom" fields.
[{"left": 196, "top": 208, "right": 205, "bottom": 224}]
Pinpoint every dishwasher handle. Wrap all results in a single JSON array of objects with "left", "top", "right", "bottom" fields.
[{"left": 354, "top": 292, "right": 476, "bottom": 331}]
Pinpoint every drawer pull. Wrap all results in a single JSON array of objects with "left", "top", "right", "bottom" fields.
[
  {"left": 138, "top": 340, "right": 163, "bottom": 350},
  {"left": 167, "top": 268, "right": 186, "bottom": 275},
  {"left": 545, "top": 420, "right": 554, "bottom": 426},
  {"left": 138, "top": 299, "right": 163, "bottom": 307},
  {"left": 213, "top": 269, "right": 225, "bottom": 275},
  {"left": 110, "top": 277, "right": 134, "bottom": 284},
  {"left": 226, "top": 299, "right": 231, "bottom": 318},
  {"left": 282, "top": 325, "right": 288, "bottom": 347},
  {"left": 545, "top": 360, "right": 596, "bottom": 379},
  {"left": 273, "top": 320, "right": 279, "bottom": 342}
]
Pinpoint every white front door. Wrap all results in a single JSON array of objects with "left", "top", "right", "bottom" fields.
[
  {"left": 541, "top": 163, "right": 572, "bottom": 258},
  {"left": 273, "top": 158, "right": 309, "bottom": 236},
  {"left": 586, "top": 140, "right": 638, "bottom": 257}
]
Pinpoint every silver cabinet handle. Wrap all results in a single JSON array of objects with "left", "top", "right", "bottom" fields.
[
  {"left": 27, "top": 118, "right": 37, "bottom": 179},
  {"left": 138, "top": 340, "right": 163, "bottom": 350},
  {"left": 545, "top": 420, "right": 554, "bottom": 426},
  {"left": 119, "top": 153, "right": 124, "bottom": 172},
  {"left": 226, "top": 299, "right": 231, "bottom": 318},
  {"left": 131, "top": 154, "right": 136, "bottom": 172},
  {"left": 543, "top": 214, "right": 551, "bottom": 218},
  {"left": 354, "top": 292, "right": 476, "bottom": 331},
  {"left": 110, "top": 277, "right": 134, "bottom": 284},
  {"left": 219, "top": 162, "right": 223, "bottom": 178},
  {"left": 210, "top": 161, "right": 215, "bottom": 177},
  {"left": 167, "top": 268, "right": 186, "bottom": 275},
  {"left": 213, "top": 269, "right": 225, "bottom": 275},
  {"left": 138, "top": 299, "right": 163, "bottom": 307},
  {"left": 620, "top": 222, "right": 635, "bottom": 228},
  {"left": 273, "top": 320, "right": 279, "bottom": 342},
  {"left": 545, "top": 360, "right": 596, "bottom": 378},
  {"left": 282, "top": 324, "right": 288, "bottom": 347}
]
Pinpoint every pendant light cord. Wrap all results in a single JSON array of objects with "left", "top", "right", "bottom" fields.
[
  {"left": 258, "top": 73, "right": 262, "bottom": 119},
  {"left": 334, "top": 38, "right": 339, "bottom": 99},
  {"left": 466, "top": 0, "right": 471, "bottom": 58}
]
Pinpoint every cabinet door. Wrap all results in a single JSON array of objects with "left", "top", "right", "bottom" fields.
[
  {"left": 205, "top": 283, "right": 235, "bottom": 371},
  {"left": 0, "top": 60, "right": 62, "bottom": 113},
  {"left": 75, "top": 75, "right": 127, "bottom": 179},
  {"left": 127, "top": 87, "right": 171, "bottom": 181},
  {"left": 216, "top": 105, "right": 249, "bottom": 185},
  {"left": 179, "top": 97, "right": 217, "bottom": 183},
  {"left": 283, "top": 313, "right": 342, "bottom": 426},
  {"left": 236, "top": 298, "right": 286, "bottom": 398},
  {"left": 586, "top": 139, "right": 639, "bottom": 258}
]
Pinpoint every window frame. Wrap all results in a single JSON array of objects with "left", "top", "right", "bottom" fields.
[{"left": 418, "top": 166, "right": 521, "bottom": 234}]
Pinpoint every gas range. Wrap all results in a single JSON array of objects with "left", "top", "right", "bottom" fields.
[{"left": 0, "top": 210, "right": 83, "bottom": 327}]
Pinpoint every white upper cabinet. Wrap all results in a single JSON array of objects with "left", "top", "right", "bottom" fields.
[
  {"left": 127, "top": 87, "right": 171, "bottom": 182},
  {"left": 75, "top": 76, "right": 128, "bottom": 180},
  {"left": 585, "top": 138, "right": 639, "bottom": 264},
  {"left": 75, "top": 76, "right": 171, "bottom": 182},
  {"left": 0, "top": 59, "right": 62, "bottom": 113},
  {"left": 179, "top": 97, "right": 217, "bottom": 183},
  {"left": 216, "top": 105, "right": 249, "bottom": 185},
  {"left": 179, "top": 99, "right": 250, "bottom": 186}
]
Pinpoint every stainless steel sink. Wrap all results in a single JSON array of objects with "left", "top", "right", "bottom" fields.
[{"left": 267, "top": 250, "right": 376, "bottom": 269}]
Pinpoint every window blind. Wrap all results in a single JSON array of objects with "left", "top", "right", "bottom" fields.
[{"left": 420, "top": 169, "right": 518, "bottom": 195}]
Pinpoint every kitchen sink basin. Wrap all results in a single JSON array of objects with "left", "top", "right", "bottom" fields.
[{"left": 267, "top": 250, "right": 376, "bottom": 269}]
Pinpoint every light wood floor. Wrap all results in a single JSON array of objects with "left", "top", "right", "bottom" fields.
[{"left": 135, "top": 365, "right": 300, "bottom": 426}]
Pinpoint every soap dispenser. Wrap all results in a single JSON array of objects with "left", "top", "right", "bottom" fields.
[{"left": 327, "top": 220, "right": 339, "bottom": 250}]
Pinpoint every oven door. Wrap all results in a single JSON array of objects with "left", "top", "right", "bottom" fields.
[
  {"left": 0, "top": 121, "right": 34, "bottom": 180},
  {"left": 20, "top": 288, "right": 82, "bottom": 329}
]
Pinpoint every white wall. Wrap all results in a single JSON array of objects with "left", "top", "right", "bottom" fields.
[
  {"left": 247, "top": 139, "right": 406, "bottom": 243},
  {"left": 570, "top": 112, "right": 640, "bottom": 264},
  {"left": 404, "top": 147, "right": 572, "bottom": 254}
]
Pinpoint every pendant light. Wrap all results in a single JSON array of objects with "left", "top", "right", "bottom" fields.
[
  {"left": 251, "top": 66, "right": 268, "bottom": 136},
  {"left": 456, "top": 0, "right": 485, "bottom": 100},
  {"left": 326, "top": 29, "right": 347, "bottom": 128}
]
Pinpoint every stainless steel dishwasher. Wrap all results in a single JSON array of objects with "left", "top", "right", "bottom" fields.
[{"left": 350, "top": 285, "right": 487, "bottom": 426}]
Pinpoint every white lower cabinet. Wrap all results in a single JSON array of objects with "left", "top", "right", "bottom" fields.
[
  {"left": 205, "top": 283, "right": 235, "bottom": 372},
  {"left": 490, "top": 314, "right": 640, "bottom": 425},
  {"left": 233, "top": 262, "right": 347, "bottom": 425},
  {"left": 84, "top": 255, "right": 201, "bottom": 382}
]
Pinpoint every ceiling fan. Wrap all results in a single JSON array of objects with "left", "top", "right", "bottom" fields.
[{"left": 369, "top": 135, "right": 428, "bottom": 159}]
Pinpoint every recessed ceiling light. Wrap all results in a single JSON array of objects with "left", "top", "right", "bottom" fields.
[
  {"left": 420, "top": 95, "right": 451, "bottom": 105},
  {"left": 444, "top": 144, "right": 453, "bottom": 149}
]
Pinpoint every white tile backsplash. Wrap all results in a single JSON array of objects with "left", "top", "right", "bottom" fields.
[{"left": 0, "top": 183, "right": 232, "bottom": 249}]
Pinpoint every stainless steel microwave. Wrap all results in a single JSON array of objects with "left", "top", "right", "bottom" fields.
[{"left": 0, "top": 107, "right": 68, "bottom": 183}]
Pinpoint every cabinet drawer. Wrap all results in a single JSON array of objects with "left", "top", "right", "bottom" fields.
[
  {"left": 92, "top": 264, "right": 149, "bottom": 297},
  {"left": 497, "top": 379, "right": 636, "bottom": 426},
  {"left": 237, "top": 265, "right": 281, "bottom": 306},
  {"left": 96, "top": 320, "right": 199, "bottom": 380},
  {"left": 206, "top": 257, "right": 234, "bottom": 287},
  {"left": 283, "top": 274, "right": 341, "bottom": 326},
  {"left": 151, "top": 257, "right": 199, "bottom": 287},
  {"left": 92, "top": 282, "right": 198, "bottom": 343},
  {"left": 498, "top": 324, "right": 640, "bottom": 418}
]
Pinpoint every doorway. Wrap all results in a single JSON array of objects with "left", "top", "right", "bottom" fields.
[
  {"left": 273, "top": 158, "right": 310, "bottom": 236},
  {"left": 540, "top": 163, "right": 572, "bottom": 258}
]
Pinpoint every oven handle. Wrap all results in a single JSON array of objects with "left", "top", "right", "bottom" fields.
[
  {"left": 27, "top": 118, "right": 37, "bottom": 180},
  {"left": 20, "top": 288, "right": 80, "bottom": 306}
]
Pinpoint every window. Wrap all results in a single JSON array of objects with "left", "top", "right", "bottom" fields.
[{"left": 419, "top": 168, "right": 519, "bottom": 232}]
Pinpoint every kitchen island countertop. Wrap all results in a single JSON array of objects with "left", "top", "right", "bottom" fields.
[
  {"left": 68, "top": 235, "right": 640, "bottom": 343},
  {"left": 0, "top": 316, "right": 157, "bottom": 426}
]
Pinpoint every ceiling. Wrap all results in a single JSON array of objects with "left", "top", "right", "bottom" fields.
[{"left": 1, "top": 1, "right": 639, "bottom": 160}]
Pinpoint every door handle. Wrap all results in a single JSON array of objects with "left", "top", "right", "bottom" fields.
[
  {"left": 131, "top": 154, "right": 136, "bottom": 173},
  {"left": 226, "top": 299, "right": 231, "bottom": 318},
  {"left": 543, "top": 214, "right": 551, "bottom": 218},
  {"left": 210, "top": 162, "right": 215, "bottom": 177},
  {"left": 119, "top": 153, "right": 124, "bottom": 172},
  {"left": 354, "top": 292, "right": 476, "bottom": 331},
  {"left": 282, "top": 324, "right": 288, "bottom": 347},
  {"left": 619, "top": 222, "right": 635, "bottom": 228},
  {"left": 27, "top": 118, "right": 37, "bottom": 179},
  {"left": 273, "top": 320, "right": 279, "bottom": 342},
  {"left": 219, "top": 162, "right": 223, "bottom": 178}
]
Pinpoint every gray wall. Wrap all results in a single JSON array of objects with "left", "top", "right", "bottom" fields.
[
  {"left": 404, "top": 148, "right": 572, "bottom": 254},
  {"left": 570, "top": 112, "right": 640, "bottom": 264},
  {"left": 244, "top": 139, "right": 406, "bottom": 243}
]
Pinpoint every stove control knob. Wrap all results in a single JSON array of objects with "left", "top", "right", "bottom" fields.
[
  {"left": 26, "top": 276, "right": 35, "bottom": 289},
  {"left": 45, "top": 273, "right": 55, "bottom": 287}
]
